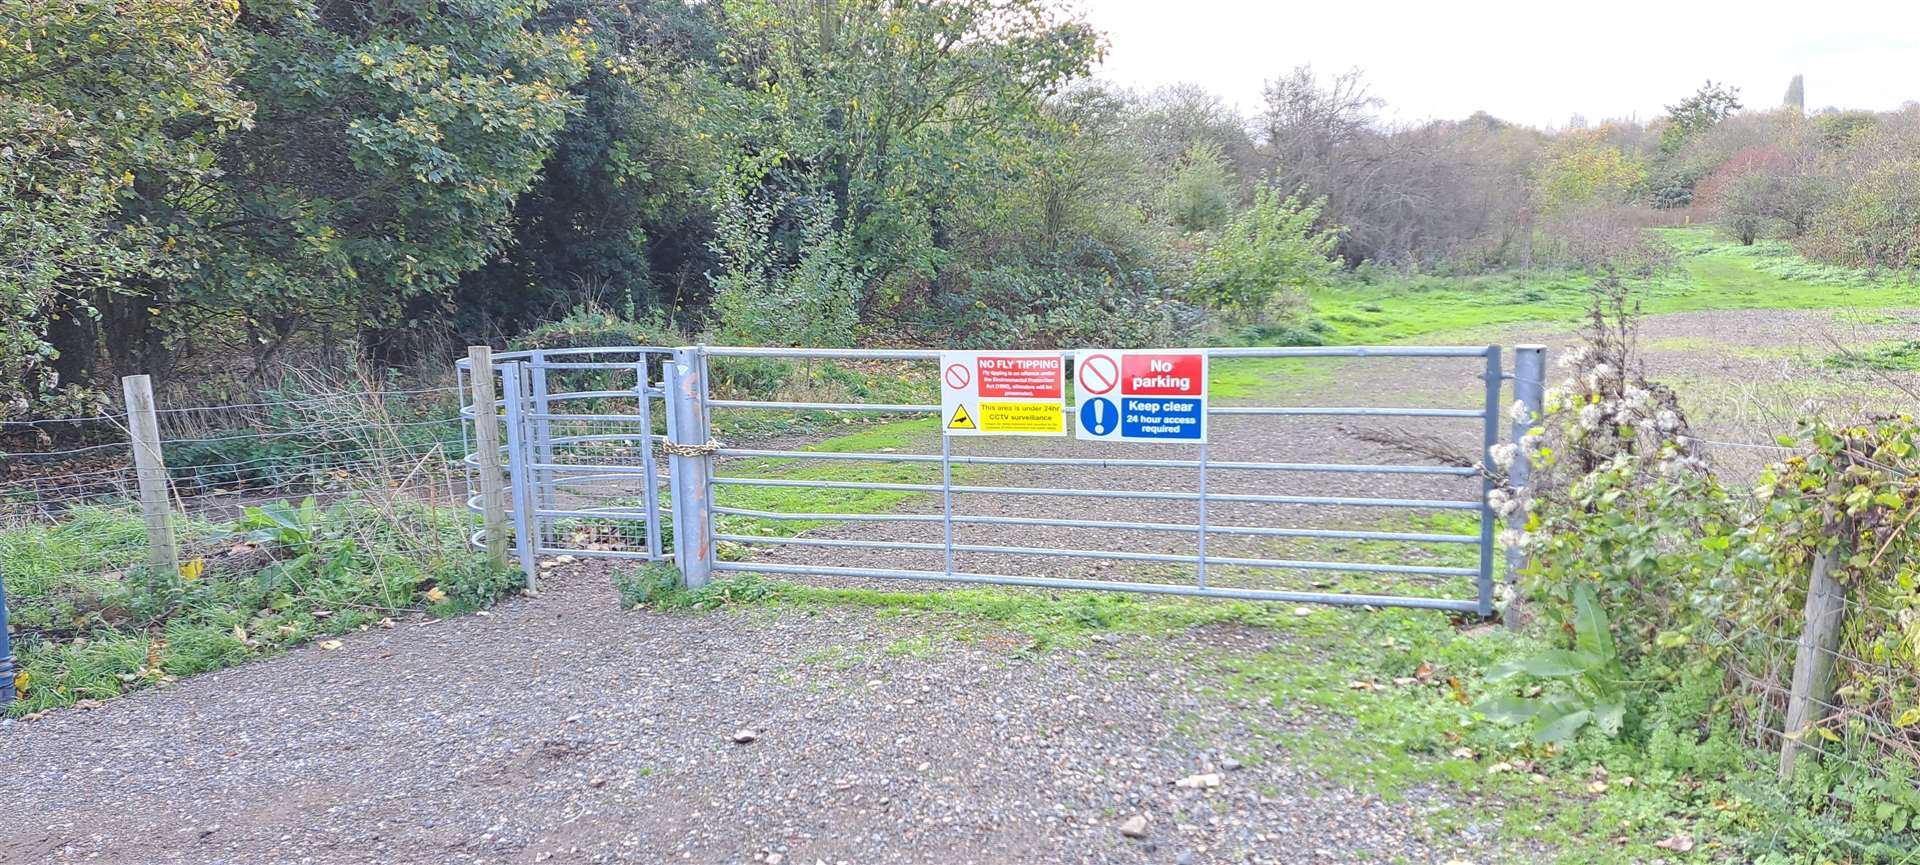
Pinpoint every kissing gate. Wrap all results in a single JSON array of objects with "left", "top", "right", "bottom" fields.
[{"left": 457, "top": 344, "right": 1546, "bottom": 617}]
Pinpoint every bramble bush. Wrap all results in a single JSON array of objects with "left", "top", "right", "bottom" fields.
[{"left": 1484, "top": 281, "right": 1920, "bottom": 857}]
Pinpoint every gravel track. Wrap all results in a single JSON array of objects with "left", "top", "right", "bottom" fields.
[{"left": 5, "top": 307, "right": 1898, "bottom": 865}]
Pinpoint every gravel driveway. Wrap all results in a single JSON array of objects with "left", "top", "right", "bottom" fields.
[
  {"left": 4, "top": 308, "right": 1896, "bottom": 865},
  {"left": 5, "top": 567, "right": 1494, "bottom": 865}
]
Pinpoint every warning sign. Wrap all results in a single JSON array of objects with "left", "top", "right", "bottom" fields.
[
  {"left": 1074, "top": 350, "right": 1208, "bottom": 443},
  {"left": 940, "top": 351, "right": 1065, "bottom": 436}
]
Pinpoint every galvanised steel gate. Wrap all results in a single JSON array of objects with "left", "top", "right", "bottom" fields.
[{"left": 462, "top": 344, "right": 1545, "bottom": 616}]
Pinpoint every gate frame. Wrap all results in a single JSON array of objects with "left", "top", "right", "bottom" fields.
[{"left": 466, "top": 343, "right": 1546, "bottom": 616}]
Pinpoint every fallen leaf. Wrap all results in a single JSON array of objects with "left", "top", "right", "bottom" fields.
[
  {"left": 1587, "top": 780, "right": 1609, "bottom": 794},
  {"left": 1654, "top": 834, "right": 1695, "bottom": 852},
  {"left": 179, "top": 558, "right": 206, "bottom": 581},
  {"left": 425, "top": 587, "right": 448, "bottom": 604},
  {"left": 1449, "top": 747, "right": 1477, "bottom": 760},
  {"left": 318, "top": 640, "right": 343, "bottom": 650}
]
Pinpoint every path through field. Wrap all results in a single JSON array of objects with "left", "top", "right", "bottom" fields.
[{"left": 5, "top": 305, "right": 1911, "bottom": 865}]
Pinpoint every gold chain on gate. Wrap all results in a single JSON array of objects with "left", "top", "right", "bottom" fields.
[{"left": 658, "top": 438, "right": 721, "bottom": 458}]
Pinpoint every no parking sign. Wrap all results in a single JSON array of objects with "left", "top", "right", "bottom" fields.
[{"left": 1074, "top": 350, "right": 1208, "bottom": 443}]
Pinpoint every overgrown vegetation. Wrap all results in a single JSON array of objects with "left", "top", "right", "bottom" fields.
[{"left": 2, "top": 497, "right": 514, "bottom": 716}]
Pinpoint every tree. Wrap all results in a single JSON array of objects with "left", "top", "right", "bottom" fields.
[
  {"left": 1784, "top": 74, "right": 1805, "bottom": 114},
  {"left": 709, "top": 0, "right": 1101, "bottom": 302},
  {"left": 35, "top": 0, "right": 592, "bottom": 387},
  {"left": 0, "top": 0, "right": 253, "bottom": 415},
  {"left": 1189, "top": 186, "right": 1341, "bottom": 323},
  {"left": 1165, "top": 141, "right": 1236, "bottom": 233},
  {"left": 1660, "top": 80, "right": 1742, "bottom": 154},
  {"left": 1535, "top": 129, "right": 1646, "bottom": 214}
]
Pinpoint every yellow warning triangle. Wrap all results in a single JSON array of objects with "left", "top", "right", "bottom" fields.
[{"left": 947, "top": 404, "right": 976, "bottom": 429}]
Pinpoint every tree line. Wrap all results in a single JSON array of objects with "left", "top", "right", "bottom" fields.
[{"left": 4, "top": 0, "right": 1916, "bottom": 419}]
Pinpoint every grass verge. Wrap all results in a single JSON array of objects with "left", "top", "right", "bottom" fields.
[{"left": 2, "top": 497, "right": 518, "bottom": 716}]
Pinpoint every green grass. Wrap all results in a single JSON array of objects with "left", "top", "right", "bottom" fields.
[
  {"left": 1299, "top": 228, "right": 1915, "bottom": 347},
  {"left": 3, "top": 497, "right": 515, "bottom": 716},
  {"left": 711, "top": 417, "right": 1000, "bottom": 541}
]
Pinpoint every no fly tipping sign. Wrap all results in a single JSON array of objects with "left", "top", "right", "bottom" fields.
[
  {"left": 939, "top": 351, "right": 1066, "bottom": 436},
  {"left": 1074, "top": 350, "right": 1208, "bottom": 443}
]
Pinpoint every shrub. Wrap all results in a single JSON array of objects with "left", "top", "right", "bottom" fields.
[{"left": 1189, "top": 185, "right": 1341, "bottom": 324}]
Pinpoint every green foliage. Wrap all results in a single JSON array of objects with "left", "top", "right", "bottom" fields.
[
  {"left": 709, "top": 177, "right": 867, "bottom": 347},
  {"left": 1660, "top": 80, "right": 1742, "bottom": 154},
  {"left": 1798, "top": 157, "right": 1920, "bottom": 271},
  {"left": 1165, "top": 141, "right": 1237, "bottom": 232},
  {"left": 1825, "top": 340, "right": 1920, "bottom": 372},
  {"left": 1190, "top": 185, "right": 1340, "bottom": 324},
  {"left": 3, "top": 494, "right": 507, "bottom": 716},
  {"left": 1535, "top": 130, "right": 1647, "bottom": 214},
  {"left": 0, "top": 0, "right": 252, "bottom": 417},
  {"left": 1479, "top": 585, "right": 1629, "bottom": 742}
]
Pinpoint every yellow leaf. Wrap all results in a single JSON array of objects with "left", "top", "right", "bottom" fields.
[
  {"left": 1815, "top": 725, "right": 1842, "bottom": 743},
  {"left": 317, "top": 640, "right": 343, "bottom": 650},
  {"left": 231, "top": 624, "right": 247, "bottom": 644},
  {"left": 1897, "top": 706, "right": 1920, "bottom": 728},
  {"left": 425, "top": 587, "right": 448, "bottom": 604},
  {"left": 13, "top": 670, "right": 28, "bottom": 696},
  {"left": 180, "top": 558, "right": 205, "bottom": 581}
]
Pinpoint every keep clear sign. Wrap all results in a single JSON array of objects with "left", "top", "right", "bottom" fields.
[
  {"left": 1074, "top": 350, "right": 1208, "bottom": 443},
  {"left": 939, "top": 351, "right": 1066, "bottom": 436}
]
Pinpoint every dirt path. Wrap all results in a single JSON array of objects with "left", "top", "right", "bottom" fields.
[{"left": 5, "top": 307, "right": 1904, "bottom": 865}]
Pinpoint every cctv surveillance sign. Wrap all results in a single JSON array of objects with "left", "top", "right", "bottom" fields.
[{"left": 939, "top": 351, "right": 1066, "bottom": 436}]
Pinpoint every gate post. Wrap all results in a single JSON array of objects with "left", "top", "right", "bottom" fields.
[
  {"left": 1476, "top": 347, "right": 1503, "bottom": 617},
  {"left": 500, "top": 362, "right": 541, "bottom": 590},
  {"left": 467, "top": 347, "right": 511, "bottom": 568},
  {"left": 667, "top": 346, "right": 715, "bottom": 587},
  {"left": 1507, "top": 345, "right": 1547, "bottom": 582}
]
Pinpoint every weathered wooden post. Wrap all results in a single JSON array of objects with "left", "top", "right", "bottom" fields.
[
  {"left": 1780, "top": 541, "right": 1849, "bottom": 779},
  {"left": 467, "top": 347, "right": 511, "bottom": 568},
  {"left": 122, "top": 374, "right": 181, "bottom": 583}
]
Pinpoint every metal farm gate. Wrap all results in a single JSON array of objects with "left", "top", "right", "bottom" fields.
[{"left": 459, "top": 344, "right": 1546, "bottom": 616}]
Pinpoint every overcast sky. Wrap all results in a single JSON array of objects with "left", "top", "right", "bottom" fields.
[{"left": 1078, "top": 0, "right": 1920, "bottom": 129}]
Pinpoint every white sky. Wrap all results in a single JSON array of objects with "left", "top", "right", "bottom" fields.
[{"left": 1077, "top": 0, "right": 1920, "bottom": 129}]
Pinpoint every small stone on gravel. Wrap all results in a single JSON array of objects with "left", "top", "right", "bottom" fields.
[
  {"left": 733, "top": 728, "right": 759, "bottom": 744},
  {"left": 1118, "top": 814, "right": 1149, "bottom": 838}
]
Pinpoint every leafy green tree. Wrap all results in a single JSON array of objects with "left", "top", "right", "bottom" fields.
[
  {"left": 1660, "top": 80, "right": 1742, "bottom": 154},
  {"left": 1784, "top": 74, "right": 1805, "bottom": 113},
  {"left": 453, "top": 0, "right": 728, "bottom": 334},
  {"left": 1534, "top": 129, "right": 1647, "bottom": 214},
  {"left": 708, "top": 0, "right": 1100, "bottom": 301},
  {"left": 1189, "top": 186, "right": 1341, "bottom": 323},
  {"left": 0, "top": 0, "right": 252, "bottom": 414},
  {"left": 1165, "top": 141, "right": 1236, "bottom": 233}
]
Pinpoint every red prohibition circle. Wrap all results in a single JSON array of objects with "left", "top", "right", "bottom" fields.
[
  {"left": 943, "top": 363, "right": 971, "bottom": 390},
  {"left": 1080, "top": 353, "right": 1119, "bottom": 395}
]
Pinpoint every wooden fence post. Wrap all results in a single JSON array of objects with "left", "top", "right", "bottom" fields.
[
  {"left": 1780, "top": 543, "right": 1849, "bottom": 779},
  {"left": 468, "top": 347, "right": 511, "bottom": 567},
  {"left": 121, "top": 374, "right": 180, "bottom": 583}
]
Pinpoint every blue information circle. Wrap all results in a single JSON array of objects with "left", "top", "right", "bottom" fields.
[{"left": 1079, "top": 397, "right": 1118, "bottom": 436}]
